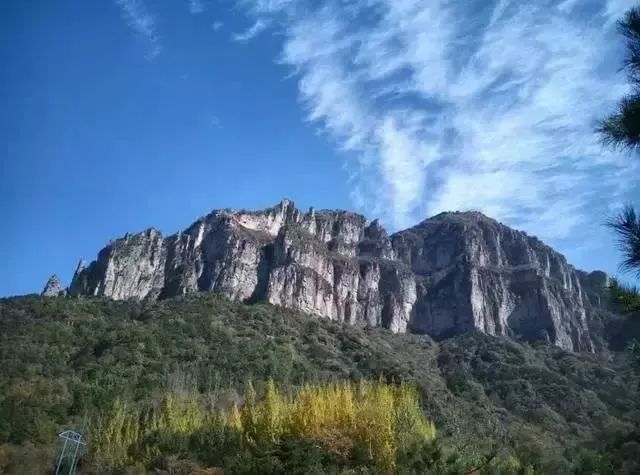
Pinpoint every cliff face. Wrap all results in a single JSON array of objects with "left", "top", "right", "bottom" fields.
[
  {"left": 67, "top": 200, "right": 609, "bottom": 351},
  {"left": 391, "top": 212, "right": 603, "bottom": 351},
  {"left": 42, "top": 275, "right": 64, "bottom": 297}
]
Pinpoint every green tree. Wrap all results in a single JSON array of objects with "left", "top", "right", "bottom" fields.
[
  {"left": 599, "top": 5, "right": 640, "bottom": 279},
  {"left": 600, "top": 5, "right": 640, "bottom": 371},
  {"left": 599, "top": 4, "right": 640, "bottom": 291},
  {"left": 598, "top": 6, "right": 640, "bottom": 150}
]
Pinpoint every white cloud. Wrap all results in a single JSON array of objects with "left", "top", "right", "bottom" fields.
[
  {"left": 237, "top": 0, "right": 636, "bottom": 251},
  {"left": 115, "top": 0, "right": 161, "bottom": 59},
  {"left": 232, "top": 19, "right": 269, "bottom": 42},
  {"left": 605, "top": 0, "right": 638, "bottom": 24},
  {"left": 212, "top": 21, "right": 224, "bottom": 31},
  {"left": 245, "top": 0, "right": 298, "bottom": 13},
  {"left": 558, "top": 0, "right": 580, "bottom": 13},
  {"left": 189, "top": 0, "right": 205, "bottom": 15}
]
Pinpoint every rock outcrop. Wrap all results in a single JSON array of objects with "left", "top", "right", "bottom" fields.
[
  {"left": 65, "top": 200, "right": 610, "bottom": 351},
  {"left": 42, "top": 275, "right": 64, "bottom": 297}
]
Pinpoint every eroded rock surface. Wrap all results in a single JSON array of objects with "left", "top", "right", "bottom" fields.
[
  {"left": 42, "top": 274, "right": 64, "bottom": 297},
  {"left": 66, "top": 200, "right": 609, "bottom": 351},
  {"left": 392, "top": 212, "right": 603, "bottom": 351}
]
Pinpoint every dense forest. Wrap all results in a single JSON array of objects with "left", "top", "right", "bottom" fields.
[{"left": 0, "top": 294, "right": 638, "bottom": 473}]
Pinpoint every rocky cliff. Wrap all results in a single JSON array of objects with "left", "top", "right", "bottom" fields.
[
  {"left": 64, "top": 199, "right": 609, "bottom": 351},
  {"left": 41, "top": 274, "right": 64, "bottom": 297}
]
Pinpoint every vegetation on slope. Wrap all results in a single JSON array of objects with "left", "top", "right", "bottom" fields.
[
  {"left": 0, "top": 294, "right": 638, "bottom": 473},
  {"left": 90, "top": 380, "right": 439, "bottom": 473}
]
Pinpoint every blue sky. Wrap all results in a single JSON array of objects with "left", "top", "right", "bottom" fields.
[{"left": 1, "top": 0, "right": 639, "bottom": 296}]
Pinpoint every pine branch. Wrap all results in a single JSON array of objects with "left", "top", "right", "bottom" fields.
[
  {"left": 598, "top": 6, "right": 640, "bottom": 149},
  {"left": 597, "top": 94, "right": 640, "bottom": 151},
  {"left": 619, "top": 7, "right": 640, "bottom": 41},
  {"left": 607, "top": 206, "right": 640, "bottom": 277}
]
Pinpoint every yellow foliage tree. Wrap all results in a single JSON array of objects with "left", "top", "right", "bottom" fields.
[{"left": 89, "top": 379, "right": 436, "bottom": 471}]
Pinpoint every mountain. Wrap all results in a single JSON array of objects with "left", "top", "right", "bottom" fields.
[{"left": 60, "top": 199, "right": 609, "bottom": 352}]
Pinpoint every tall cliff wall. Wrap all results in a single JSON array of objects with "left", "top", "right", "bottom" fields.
[{"left": 65, "top": 200, "right": 609, "bottom": 351}]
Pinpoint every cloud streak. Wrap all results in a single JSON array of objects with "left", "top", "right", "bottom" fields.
[
  {"left": 115, "top": 0, "right": 161, "bottom": 59},
  {"left": 232, "top": 19, "right": 269, "bottom": 42},
  {"left": 238, "top": 0, "right": 637, "bottom": 250}
]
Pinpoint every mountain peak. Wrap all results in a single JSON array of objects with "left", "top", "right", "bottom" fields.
[
  {"left": 419, "top": 210, "right": 499, "bottom": 226},
  {"left": 41, "top": 274, "right": 64, "bottom": 297}
]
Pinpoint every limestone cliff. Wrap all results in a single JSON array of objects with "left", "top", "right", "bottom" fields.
[
  {"left": 42, "top": 275, "right": 64, "bottom": 297},
  {"left": 65, "top": 200, "right": 609, "bottom": 351},
  {"left": 392, "top": 212, "right": 604, "bottom": 351}
]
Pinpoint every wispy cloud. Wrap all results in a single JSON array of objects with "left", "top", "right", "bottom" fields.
[
  {"left": 232, "top": 19, "right": 269, "bottom": 42},
  {"left": 557, "top": 0, "right": 580, "bottom": 13},
  {"left": 605, "top": 0, "right": 638, "bottom": 23},
  {"left": 238, "top": 0, "right": 637, "bottom": 250},
  {"left": 212, "top": 21, "right": 224, "bottom": 31},
  {"left": 115, "top": 0, "right": 161, "bottom": 59},
  {"left": 189, "top": 0, "right": 205, "bottom": 15}
]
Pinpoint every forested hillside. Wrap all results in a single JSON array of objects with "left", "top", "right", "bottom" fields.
[{"left": 0, "top": 295, "right": 638, "bottom": 473}]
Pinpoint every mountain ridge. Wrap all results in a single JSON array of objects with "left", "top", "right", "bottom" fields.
[{"left": 50, "top": 199, "right": 611, "bottom": 352}]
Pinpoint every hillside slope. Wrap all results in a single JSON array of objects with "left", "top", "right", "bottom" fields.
[{"left": 0, "top": 294, "right": 638, "bottom": 472}]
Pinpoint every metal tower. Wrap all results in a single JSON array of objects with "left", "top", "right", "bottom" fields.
[{"left": 54, "top": 429, "right": 87, "bottom": 475}]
